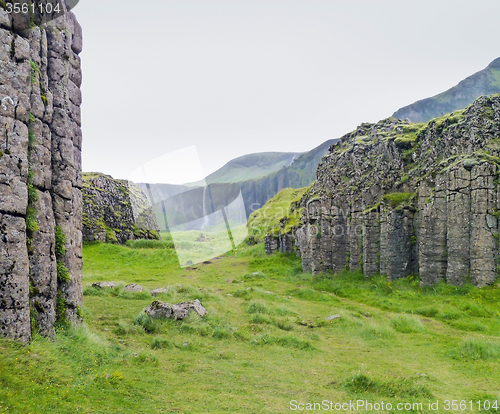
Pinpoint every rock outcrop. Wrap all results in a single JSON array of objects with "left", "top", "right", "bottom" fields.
[
  {"left": 267, "top": 95, "right": 500, "bottom": 287},
  {"left": 82, "top": 173, "right": 160, "bottom": 243},
  {"left": 0, "top": 5, "right": 83, "bottom": 341},
  {"left": 145, "top": 299, "right": 207, "bottom": 320}
]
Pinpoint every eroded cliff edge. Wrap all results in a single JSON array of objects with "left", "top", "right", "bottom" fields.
[
  {"left": 267, "top": 96, "right": 500, "bottom": 288},
  {"left": 0, "top": 7, "right": 83, "bottom": 341}
]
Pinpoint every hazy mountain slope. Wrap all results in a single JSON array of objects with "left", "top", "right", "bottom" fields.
[
  {"left": 393, "top": 57, "right": 500, "bottom": 123},
  {"left": 186, "top": 152, "right": 303, "bottom": 187},
  {"left": 237, "top": 138, "right": 339, "bottom": 216}
]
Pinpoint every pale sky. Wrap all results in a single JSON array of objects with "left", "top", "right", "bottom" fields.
[{"left": 75, "top": 0, "right": 500, "bottom": 183}]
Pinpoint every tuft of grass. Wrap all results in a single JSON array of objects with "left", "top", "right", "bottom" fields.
[
  {"left": 55, "top": 225, "right": 67, "bottom": 258},
  {"left": 360, "top": 324, "right": 394, "bottom": 340},
  {"left": 382, "top": 192, "right": 415, "bottom": 209},
  {"left": 454, "top": 339, "right": 500, "bottom": 361},
  {"left": 133, "top": 313, "right": 161, "bottom": 334},
  {"left": 414, "top": 306, "right": 439, "bottom": 317},
  {"left": 57, "top": 260, "right": 71, "bottom": 283},
  {"left": 343, "top": 373, "right": 432, "bottom": 398},
  {"left": 114, "top": 321, "right": 141, "bottom": 336},
  {"left": 252, "top": 334, "right": 314, "bottom": 350},
  {"left": 26, "top": 207, "right": 39, "bottom": 232},
  {"left": 246, "top": 301, "right": 273, "bottom": 315},
  {"left": 150, "top": 337, "right": 174, "bottom": 350},
  {"left": 391, "top": 314, "right": 425, "bottom": 333}
]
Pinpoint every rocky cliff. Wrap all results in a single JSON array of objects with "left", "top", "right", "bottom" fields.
[
  {"left": 267, "top": 95, "right": 500, "bottom": 288},
  {"left": 0, "top": 5, "right": 83, "bottom": 341},
  {"left": 83, "top": 173, "right": 160, "bottom": 243}
]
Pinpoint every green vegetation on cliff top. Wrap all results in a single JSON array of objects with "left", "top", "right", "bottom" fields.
[{"left": 247, "top": 187, "right": 308, "bottom": 240}]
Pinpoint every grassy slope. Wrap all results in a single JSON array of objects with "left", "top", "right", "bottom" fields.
[
  {"left": 186, "top": 152, "right": 303, "bottom": 186},
  {"left": 247, "top": 187, "right": 308, "bottom": 240},
  {"left": 393, "top": 57, "right": 500, "bottom": 123},
  {"left": 0, "top": 240, "right": 499, "bottom": 413}
]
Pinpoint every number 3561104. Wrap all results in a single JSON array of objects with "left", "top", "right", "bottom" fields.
[{"left": 5, "top": 2, "right": 61, "bottom": 14}]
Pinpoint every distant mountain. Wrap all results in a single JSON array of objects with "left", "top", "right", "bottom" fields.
[
  {"left": 187, "top": 152, "right": 303, "bottom": 186},
  {"left": 235, "top": 138, "right": 338, "bottom": 216},
  {"left": 137, "top": 139, "right": 338, "bottom": 221},
  {"left": 393, "top": 57, "right": 500, "bottom": 123}
]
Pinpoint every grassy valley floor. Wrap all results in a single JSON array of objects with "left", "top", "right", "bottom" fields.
[{"left": 1, "top": 239, "right": 500, "bottom": 413}]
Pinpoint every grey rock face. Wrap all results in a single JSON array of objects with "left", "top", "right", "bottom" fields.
[
  {"left": 82, "top": 173, "right": 160, "bottom": 244},
  {"left": 124, "top": 284, "right": 143, "bottom": 293},
  {"left": 268, "top": 96, "right": 500, "bottom": 287},
  {"left": 151, "top": 288, "right": 171, "bottom": 296},
  {"left": 0, "top": 11, "right": 84, "bottom": 341}
]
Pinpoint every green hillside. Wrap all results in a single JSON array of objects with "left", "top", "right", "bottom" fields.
[
  {"left": 393, "top": 57, "right": 500, "bottom": 122},
  {"left": 186, "top": 152, "right": 302, "bottom": 186},
  {"left": 247, "top": 187, "right": 307, "bottom": 241},
  {"left": 238, "top": 138, "right": 338, "bottom": 216}
]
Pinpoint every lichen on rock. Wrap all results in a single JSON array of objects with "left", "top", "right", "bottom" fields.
[
  {"left": 0, "top": 7, "right": 84, "bottom": 342},
  {"left": 82, "top": 172, "right": 160, "bottom": 244}
]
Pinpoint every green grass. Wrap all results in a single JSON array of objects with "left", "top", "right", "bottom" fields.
[
  {"left": 247, "top": 187, "right": 307, "bottom": 241},
  {"left": 0, "top": 240, "right": 499, "bottom": 412}
]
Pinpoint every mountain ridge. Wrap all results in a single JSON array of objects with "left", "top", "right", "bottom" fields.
[{"left": 393, "top": 57, "right": 500, "bottom": 123}]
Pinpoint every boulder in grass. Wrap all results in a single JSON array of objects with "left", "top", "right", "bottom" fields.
[
  {"left": 326, "top": 314, "right": 341, "bottom": 321},
  {"left": 145, "top": 301, "right": 173, "bottom": 319},
  {"left": 145, "top": 299, "right": 207, "bottom": 320},
  {"left": 124, "top": 284, "right": 143, "bottom": 292},
  {"left": 92, "top": 282, "right": 118, "bottom": 289},
  {"left": 151, "top": 288, "right": 170, "bottom": 296}
]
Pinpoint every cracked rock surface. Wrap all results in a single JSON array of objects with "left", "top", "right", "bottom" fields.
[{"left": 0, "top": 7, "right": 83, "bottom": 341}]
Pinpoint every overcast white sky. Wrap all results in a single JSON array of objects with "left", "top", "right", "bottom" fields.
[{"left": 75, "top": 0, "right": 500, "bottom": 184}]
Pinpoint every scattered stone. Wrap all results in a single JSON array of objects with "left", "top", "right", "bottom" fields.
[
  {"left": 151, "top": 288, "right": 170, "bottom": 296},
  {"left": 226, "top": 293, "right": 233, "bottom": 297},
  {"left": 326, "top": 315, "right": 341, "bottom": 321},
  {"left": 92, "top": 282, "right": 118, "bottom": 289},
  {"left": 145, "top": 299, "right": 207, "bottom": 320},
  {"left": 124, "top": 284, "right": 143, "bottom": 292}
]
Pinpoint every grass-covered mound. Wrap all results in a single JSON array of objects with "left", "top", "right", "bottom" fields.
[
  {"left": 247, "top": 187, "right": 307, "bottom": 241},
  {"left": 0, "top": 240, "right": 499, "bottom": 413}
]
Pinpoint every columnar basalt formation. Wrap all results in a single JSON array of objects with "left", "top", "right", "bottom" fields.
[
  {"left": 82, "top": 173, "right": 160, "bottom": 244},
  {"left": 267, "top": 96, "right": 500, "bottom": 287},
  {"left": 0, "top": 6, "right": 83, "bottom": 341}
]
